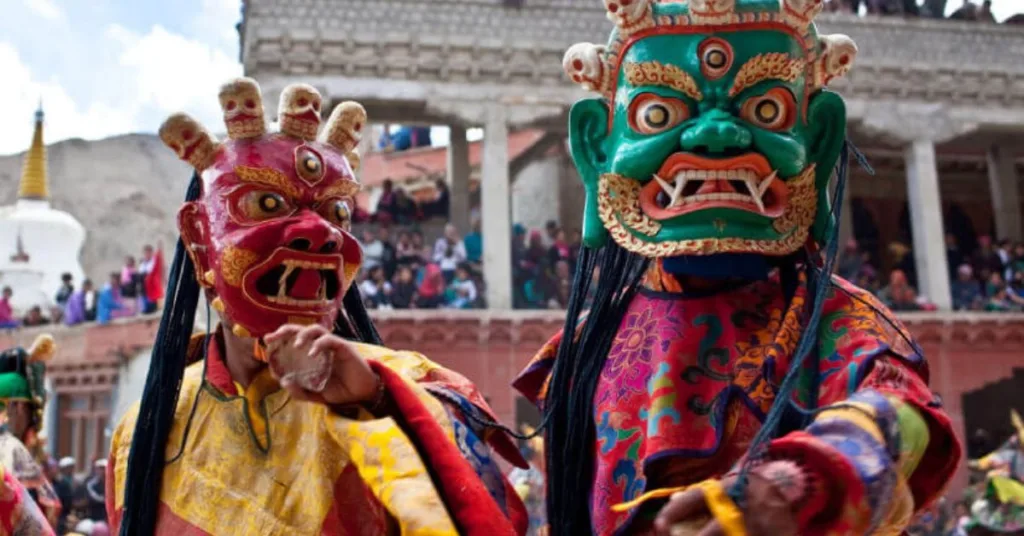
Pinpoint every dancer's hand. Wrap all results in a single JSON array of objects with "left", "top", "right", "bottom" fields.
[
  {"left": 264, "top": 324, "right": 380, "bottom": 407},
  {"left": 653, "top": 462, "right": 800, "bottom": 536}
]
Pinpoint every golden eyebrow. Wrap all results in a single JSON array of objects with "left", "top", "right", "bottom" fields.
[
  {"left": 728, "top": 53, "right": 807, "bottom": 98},
  {"left": 317, "top": 181, "right": 360, "bottom": 200},
  {"left": 623, "top": 61, "right": 703, "bottom": 101},
  {"left": 233, "top": 166, "right": 302, "bottom": 199}
]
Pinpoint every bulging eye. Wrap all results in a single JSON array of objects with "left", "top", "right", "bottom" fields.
[
  {"left": 628, "top": 93, "right": 690, "bottom": 135},
  {"left": 320, "top": 199, "right": 352, "bottom": 230},
  {"left": 239, "top": 191, "right": 292, "bottom": 221},
  {"left": 699, "top": 38, "right": 734, "bottom": 80},
  {"left": 740, "top": 88, "right": 796, "bottom": 131}
]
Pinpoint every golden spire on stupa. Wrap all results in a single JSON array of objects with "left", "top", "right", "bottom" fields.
[{"left": 18, "top": 103, "right": 48, "bottom": 200}]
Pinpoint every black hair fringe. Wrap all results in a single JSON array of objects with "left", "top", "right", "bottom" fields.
[
  {"left": 119, "top": 173, "right": 203, "bottom": 536},
  {"left": 543, "top": 242, "right": 648, "bottom": 535}
]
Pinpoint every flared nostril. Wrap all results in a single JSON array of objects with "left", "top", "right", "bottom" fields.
[
  {"left": 319, "top": 241, "right": 338, "bottom": 254},
  {"left": 288, "top": 239, "right": 312, "bottom": 251}
]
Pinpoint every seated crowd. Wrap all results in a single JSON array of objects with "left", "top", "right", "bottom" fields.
[{"left": 0, "top": 243, "right": 164, "bottom": 329}]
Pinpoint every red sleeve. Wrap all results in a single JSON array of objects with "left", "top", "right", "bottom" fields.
[{"left": 145, "top": 248, "right": 165, "bottom": 302}]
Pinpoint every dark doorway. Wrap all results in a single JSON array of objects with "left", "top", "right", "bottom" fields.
[{"left": 961, "top": 367, "right": 1024, "bottom": 459}]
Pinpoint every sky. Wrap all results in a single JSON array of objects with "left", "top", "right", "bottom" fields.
[{"left": 0, "top": 0, "right": 1018, "bottom": 156}]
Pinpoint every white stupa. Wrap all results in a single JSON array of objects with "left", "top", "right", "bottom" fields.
[{"left": 0, "top": 105, "right": 86, "bottom": 314}]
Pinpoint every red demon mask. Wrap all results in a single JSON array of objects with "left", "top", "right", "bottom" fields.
[{"left": 159, "top": 78, "right": 368, "bottom": 340}]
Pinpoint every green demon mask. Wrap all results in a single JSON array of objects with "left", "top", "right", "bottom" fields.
[{"left": 566, "top": 0, "right": 857, "bottom": 258}]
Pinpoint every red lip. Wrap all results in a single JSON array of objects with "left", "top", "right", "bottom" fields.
[
  {"left": 242, "top": 247, "right": 344, "bottom": 314},
  {"left": 638, "top": 153, "right": 788, "bottom": 220}
]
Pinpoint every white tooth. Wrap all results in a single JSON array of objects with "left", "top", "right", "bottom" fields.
[
  {"left": 758, "top": 171, "right": 778, "bottom": 197},
  {"left": 670, "top": 176, "right": 687, "bottom": 207},
  {"left": 278, "top": 265, "right": 295, "bottom": 299},
  {"left": 697, "top": 170, "right": 707, "bottom": 180},
  {"left": 653, "top": 174, "right": 675, "bottom": 196},
  {"left": 726, "top": 169, "right": 738, "bottom": 179}
]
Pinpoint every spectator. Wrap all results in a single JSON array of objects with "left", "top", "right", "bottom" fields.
[
  {"left": 464, "top": 218, "right": 483, "bottom": 268},
  {"left": 984, "top": 284, "right": 1014, "bottom": 311},
  {"left": 360, "top": 229, "right": 385, "bottom": 271},
  {"left": 838, "top": 239, "right": 864, "bottom": 281},
  {"left": 375, "top": 180, "right": 399, "bottom": 224},
  {"left": 55, "top": 273, "right": 74, "bottom": 310},
  {"left": 377, "top": 227, "right": 397, "bottom": 280},
  {"left": 391, "top": 266, "right": 418, "bottom": 309},
  {"left": 547, "top": 229, "right": 571, "bottom": 268},
  {"left": 359, "top": 266, "right": 393, "bottom": 310},
  {"left": 120, "top": 257, "right": 138, "bottom": 298},
  {"left": 544, "top": 220, "right": 560, "bottom": 247},
  {"left": 424, "top": 179, "right": 451, "bottom": 220},
  {"left": 392, "top": 188, "right": 419, "bottom": 225},
  {"left": 951, "top": 264, "right": 983, "bottom": 311},
  {"left": 878, "top": 269, "right": 921, "bottom": 311},
  {"left": 394, "top": 231, "right": 421, "bottom": 269},
  {"left": 22, "top": 306, "right": 50, "bottom": 327},
  {"left": 433, "top": 224, "right": 467, "bottom": 282},
  {"left": 416, "top": 264, "right": 447, "bottom": 309},
  {"left": 86, "top": 459, "right": 106, "bottom": 522},
  {"left": 1011, "top": 243, "right": 1024, "bottom": 274},
  {"left": 138, "top": 243, "right": 164, "bottom": 313},
  {"left": 523, "top": 231, "right": 547, "bottom": 278},
  {"left": 65, "top": 279, "right": 96, "bottom": 325},
  {"left": 0, "top": 287, "right": 17, "bottom": 329},
  {"left": 944, "top": 233, "right": 964, "bottom": 281},
  {"left": 97, "top": 273, "right": 126, "bottom": 324},
  {"left": 446, "top": 263, "right": 478, "bottom": 309},
  {"left": 410, "top": 230, "right": 431, "bottom": 266},
  {"left": 55, "top": 457, "right": 76, "bottom": 533},
  {"left": 973, "top": 235, "right": 1004, "bottom": 281},
  {"left": 546, "top": 260, "right": 572, "bottom": 309},
  {"left": 996, "top": 238, "right": 1013, "bottom": 282}
]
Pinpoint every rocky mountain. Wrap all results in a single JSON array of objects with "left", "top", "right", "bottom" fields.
[{"left": 0, "top": 134, "right": 191, "bottom": 283}]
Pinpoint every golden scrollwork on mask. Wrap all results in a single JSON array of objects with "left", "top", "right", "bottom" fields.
[
  {"left": 624, "top": 61, "right": 703, "bottom": 101},
  {"left": 597, "top": 165, "right": 817, "bottom": 257},
  {"left": 219, "top": 247, "right": 259, "bottom": 287}
]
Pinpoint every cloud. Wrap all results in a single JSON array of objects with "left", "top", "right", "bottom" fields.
[
  {"left": 23, "top": 0, "right": 63, "bottom": 20},
  {"left": 105, "top": 23, "right": 242, "bottom": 132},
  {"left": 0, "top": 44, "right": 135, "bottom": 155},
  {"left": 0, "top": 18, "right": 241, "bottom": 155}
]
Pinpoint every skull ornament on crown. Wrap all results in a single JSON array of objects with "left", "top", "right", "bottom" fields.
[
  {"left": 160, "top": 77, "right": 367, "bottom": 341},
  {"left": 565, "top": 0, "right": 857, "bottom": 259}
]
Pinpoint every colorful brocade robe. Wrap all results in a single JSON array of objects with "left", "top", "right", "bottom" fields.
[
  {"left": 0, "top": 430, "right": 59, "bottom": 529},
  {"left": 0, "top": 461, "right": 53, "bottom": 535},
  {"left": 108, "top": 334, "right": 527, "bottom": 536},
  {"left": 514, "top": 272, "right": 961, "bottom": 536}
]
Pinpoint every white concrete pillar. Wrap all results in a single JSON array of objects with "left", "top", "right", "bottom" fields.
[
  {"left": 481, "top": 107, "right": 513, "bottom": 310},
  {"left": 905, "top": 140, "right": 952, "bottom": 310},
  {"left": 512, "top": 156, "right": 561, "bottom": 231},
  {"left": 447, "top": 125, "right": 472, "bottom": 233},
  {"left": 986, "top": 144, "right": 1022, "bottom": 242}
]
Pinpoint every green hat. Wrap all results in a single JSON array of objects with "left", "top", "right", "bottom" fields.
[{"left": 0, "top": 334, "right": 55, "bottom": 413}]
